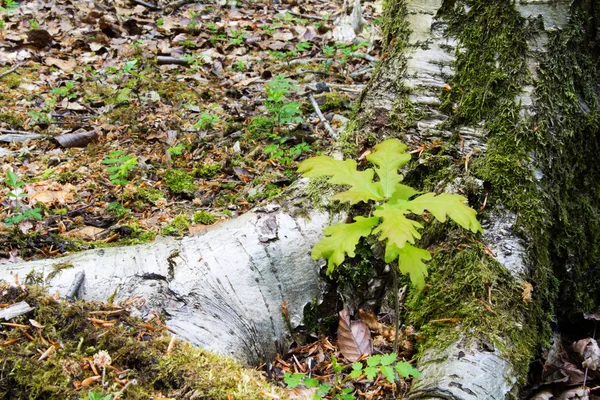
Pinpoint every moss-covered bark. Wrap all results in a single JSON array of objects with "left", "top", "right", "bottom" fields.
[{"left": 337, "top": 0, "right": 600, "bottom": 396}]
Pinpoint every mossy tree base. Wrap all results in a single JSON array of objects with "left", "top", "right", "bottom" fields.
[{"left": 339, "top": 0, "right": 600, "bottom": 398}]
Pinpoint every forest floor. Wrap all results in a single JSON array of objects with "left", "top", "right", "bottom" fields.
[
  {"left": 0, "top": 0, "right": 380, "bottom": 260},
  {"left": 0, "top": 0, "right": 428, "bottom": 399}
]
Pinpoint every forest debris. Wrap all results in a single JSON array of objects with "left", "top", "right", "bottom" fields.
[
  {"left": 573, "top": 338, "right": 600, "bottom": 371},
  {"left": 338, "top": 307, "right": 372, "bottom": 362},
  {"left": 66, "top": 271, "right": 85, "bottom": 300},
  {"left": 54, "top": 130, "right": 98, "bottom": 148},
  {"left": 0, "top": 301, "right": 34, "bottom": 320}
]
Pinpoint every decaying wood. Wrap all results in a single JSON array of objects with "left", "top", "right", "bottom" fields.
[{"left": 0, "top": 301, "right": 34, "bottom": 321}]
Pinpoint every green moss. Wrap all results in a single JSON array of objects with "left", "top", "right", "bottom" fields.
[
  {"left": 0, "top": 284, "right": 283, "bottom": 399},
  {"left": 1, "top": 72, "right": 22, "bottom": 89},
  {"left": 134, "top": 187, "right": 165, "bottom": 205},
  {"left": 407, "top": 245, "right": 537, "bottom": 379},
  {"left": 193, "top": 162, "right": 221, "bottom": 179},
  {"left": 246, "top": 116, "right": 275, "bottom": 141},
  {"left": 164, "top": 169, "right": 197, "bottom": 197},
  {"left": 319, "top": 92, "right": 351, "bottom": 112},
  {"left": 161, "top": 214, "right": 190, "bottom": 236},
  {"left": 193, "top": 210, "right": 217, "bottom": 225},
  {"left": 56, "top": 171, "right": 82, "bottom": 184},
  {"left": 0, "top": 112, "right": 25, "bottom": 129},
  {"left": 46, "top": 262, "right": 74, "bottom": 282}
]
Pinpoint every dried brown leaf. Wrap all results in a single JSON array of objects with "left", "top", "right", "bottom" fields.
[{"left": 338, "top": 307, "right": 372, "bottom": 362}]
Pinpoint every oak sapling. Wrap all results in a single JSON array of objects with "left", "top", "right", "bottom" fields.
[
  {"left": 297, "top": 138, "right": 483, "bottom": 289},
  {"left": 3, "top": 170, "right": 42, "bottom": 226}
]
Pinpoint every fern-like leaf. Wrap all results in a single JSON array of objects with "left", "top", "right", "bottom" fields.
[
  {"left": 297, "top": 157, "right": 383, "bottom": 204},
  {"left": 311, "top": 216, "right": 380, "bottom": 273},
  {"left": 385, "top": 243, "right": 431, "bottom": 290},
  {"left": 366, "top": 139, "right": 411, "bottom": 198},
  {"left": 405, "top": 192, "right": 483, "bottom": 233},
  {"left": 372, "top": 203, "right": 423, "bottom": 249}
]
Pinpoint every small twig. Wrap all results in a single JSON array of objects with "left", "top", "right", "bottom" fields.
[
  {"left": 0, "top": 129, "right": 37, "bottom": 135},
  {"left": 114, "top": 379, "right": 137, "bottom": 399},
  {"left": 286, "top": 11, "right": 333, "bottom": 21},
  {"left": 349, "top": 66, "right": 374, "bottom": 78},
  {"left": 165, "top": 0, "right": 194, "bottom": 11},
  {"left": 349, "top": 52, "right": 379, "bottom": 63},
  {"left": 130, "top": 0, "right": 161, "bottom": 10},
  {"left": 0, "top": 64, "right": 20, "bottom": 79},
  {"left": 307, "top": 92, "right": 338, "bottom": 139},
  {"left": 156, "top": 56, "right": 190, "bottom": 66}
]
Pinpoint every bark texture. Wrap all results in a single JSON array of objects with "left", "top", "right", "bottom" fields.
[
  {"left": 0, "top": 204, "right": 331, "bottom": 365},
  {"left": 342, "top": 0, "right": 599, "bottom": 398}
]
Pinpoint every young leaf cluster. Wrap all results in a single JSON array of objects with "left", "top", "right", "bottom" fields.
[
  {"left": 348, "top": 353, "right": 421, "bottom": 383},
  {"left": 101, "top": 151, "right": 138, "bottom": 185},
  {"left": 3, "top": 170, "right": 42, "bottom": 226},
  {"left": 297, "top": 139, "right": 483, "bottom": 289},
  {"left": 283, "top": 354, "right": 420, "bottom": 400},
  {"left": 265, "top": 74, "right": 303, "bottom": 127}
]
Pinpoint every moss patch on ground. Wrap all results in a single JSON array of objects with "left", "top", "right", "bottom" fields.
[{"left": 0, "top": 284, "right": 284, "bottom": 399}]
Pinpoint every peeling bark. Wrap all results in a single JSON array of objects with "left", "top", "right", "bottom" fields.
[
  {"left": 349, "top": 0, "right": 598, "bottom": 398},
  {"left": 0, "top": 204, "right": 331, "bottom": 365}
]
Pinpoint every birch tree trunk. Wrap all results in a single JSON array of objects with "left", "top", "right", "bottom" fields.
[
  {"left": 341, "top": 0, "right": 599, "bottom": 398},
  {"left": 0, "top": 202, "right": 334, "bottom": 365}
]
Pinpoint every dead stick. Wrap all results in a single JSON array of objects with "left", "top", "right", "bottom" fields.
[
  {"left": 0, "top": 64, "right": 20, "bottom": 79},
  {"left": 307, "top": 92, "right": 338, "bottom": 139},
  {"left": 156, "top": 56, "right": 190, "bottom": 66},
  {"left": 0, "top": 129, "right": 37, "bottom": 135},
  {"left": 165, "top": 0, "right": 194, "bottom": 11},
  {"left": 130, "top": 0, "right": 161, "bottom": 10}
]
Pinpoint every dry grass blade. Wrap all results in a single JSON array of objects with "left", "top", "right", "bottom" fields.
[{"left": 338, "top": 307, "right": 372, "bottom": 362}]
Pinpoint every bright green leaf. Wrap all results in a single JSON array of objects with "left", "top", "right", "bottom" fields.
[
  {"left": 385, "top": 243, "right": 431, "bottom": 290},
  {"left": 366, "top": 139, "right": 411, "bottom": 198},
  {"left": 373, "top": 203, "right": 423, "bottom": 249},
  {"left": 395, "top": 362, "right": 422, "bottom": 378},
  {"left": 380, "top": 353, "right": 397, "bottom": 366},
  {"left": 406, "top": 192, "right": 483, "bottom": 233},
  {"left": 297, "top": 157, "right": 384, "bottom": 204},
  {"left": 317, "top": 384, "right": 333, "bottom": 396},
  {"left": 351, "top": 362, "right": 363, "bottom": 371},
  {"left": 364, "top": 366, "right": 378, "bottom": 380},
  {"left": 331, "top": 355, "right": 343, "bottom": 373},
  {"left": 311, "top": 217, "right": 379, "bottom": 273},
  {"left": 389, "top": 184, "right": 420, "bottom": 203},
  {"left": 366, "top": 355, "right": 381, "bottom": 367},
  {"left": 303, "top": 377, "right": 319, "bottom": 387},
  {"left": 349, "top": 369, "right": 363, "bottom": 379},
  {"left": 380, "top": 365, "right": 396, "bottom": 383},
  {"left": 283, "top": 372, "right": 305, "bottom": 389}
]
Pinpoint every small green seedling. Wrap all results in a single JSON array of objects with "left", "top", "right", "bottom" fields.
[
  {"left": 0, "top": 0, "right": 18, "bottom": 14},
  {"left": 284, "top": 354, "right": 420, "bottom": 400},
  {"left": 265, "top": 75, "right": 303, "bottom": 127},
  {"left": 51, "top": 81, "right": 78, "bottom": 99},
  {"left": 297, "top": 138, "right": 482, "bottom": 289},
  {"left": 101, "top": 151, "right": 138, "bottom": 185},
  {"left": 3, "top": 170, "right": 42, "bottom": 226},
  {"left": 79, "top": 392, "right": 112, "bottom": 400},
  {"left": 193, "top": 112, "right": 220, "bottom": 130}
]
